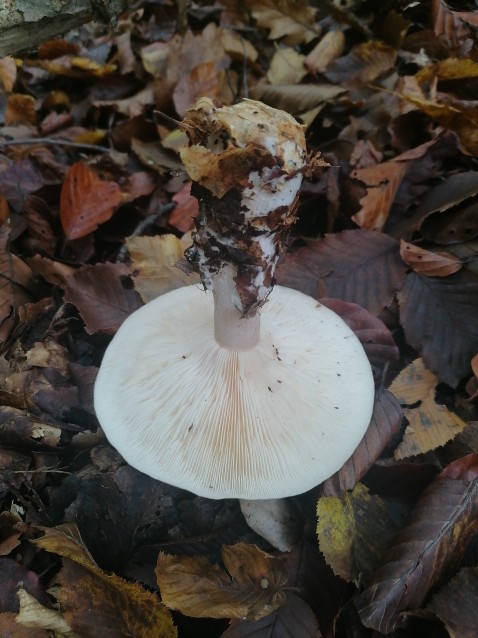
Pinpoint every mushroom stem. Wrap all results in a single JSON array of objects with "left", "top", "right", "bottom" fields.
[{"left": 213, "top": 266, "right": 260, "bottom": 350}]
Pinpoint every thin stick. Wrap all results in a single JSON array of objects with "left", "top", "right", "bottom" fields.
[{"left": 0, "top": 137, "right": 111, "bottom": 152}]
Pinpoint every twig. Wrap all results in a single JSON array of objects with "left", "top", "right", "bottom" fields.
[{"left": 0, "top": 137, "right": 111, "bottom": 152}]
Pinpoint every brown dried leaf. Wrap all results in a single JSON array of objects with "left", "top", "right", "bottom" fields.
[
  {"left": 23, "top": 196, "right": 57, "bottom": 256},
  {"left": 250, "top": 1, "right": 318, "bottom": 45},
  {"left": 0, "top": 56, "right": 17, "bottom": 91},
  {"left": 63, "top": 263, "right": 143, "bottom": 334},
  {"left": 223, "top": 594, "right": 320, "bottom": 638},
  {"left": 400, "top": 240, "right": 462, "bottom": 276},
  {"left": 173, "top": 62, "right": 225, "bottom": 118},
  {"left": 251, "top": 83, "right": 345, "bottom": 115},
  {"left": 60, "top": 163, "right": 122, "bottom": 240},
  {"left": 325, "top": 40, "right": 396, "bottom": 87},
  {"left": 322, "top": 387, "right": 403, "bottom": 496},
  {"left": 428, "top": 567, "right": 478, "bottom": 638},
  {"left": 169, "top": 182, "right": 199, "bottom": 233},
  {"left": 398, "top": 270, "right": 478, "bottom": 387},
  {"left": 127, "top": 234, "right": 199, "bottom": 303},
  {"left": 35, "top": 525, "right": 176, "bottom": 638},
  {"left": 156, "top": 543, "right": 287, "bottom": 621},
  {"left": 267, "top": 48, "right": 307, "bottom": 85},
  {"left": 5, "top": 94, "right": 36, "bottom": 126},
  {"left": 305, "top": 31, "right": 345, "bottom": 74},
  {"left": 276, "top": 230, "right": 406, "bottom": 316},
  {"left": 355, "top": 457, "right": 478, "bottom": 633},
  {"left": 317, "top": 483, "right": 398, "bottom": 583},
  {"left": 390, "top": 359, "right": 467, "bottom": 459},
  {"left": 351, "top": 161, "right": 408, "bottom": 231},
  {"left": 0, "top": 406, "right": 62, "bottom": 449}
]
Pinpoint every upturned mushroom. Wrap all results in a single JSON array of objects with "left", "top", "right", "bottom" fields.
[{"left": 94, "top": 98, "right": 375, "bottom": 500}]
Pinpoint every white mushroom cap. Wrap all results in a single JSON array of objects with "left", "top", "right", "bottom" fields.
[{"left": 94, "top": 285, "right": 375, "bottom": 500}]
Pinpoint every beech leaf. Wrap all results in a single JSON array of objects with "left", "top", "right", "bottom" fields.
[
  {"left": 156, "top": 543, "right": 287, "bottom": 621},
  {"left": 276, "top": 230, "right": 406, "bottom": 315},
  {"left": 355, "top": 458, "right": 478, "bottom": 634},
  {"left": 60, "top": 163, "right": 122, "bottom": 240},
  {"left": 399, "top": 239, "right": 462, "bottom": 276},
  {"left": 63, "top": 263, "right": 143, "bottom": 334},
  {"left": 223, "top": 594, "right": 321, "bottom": 638},
  {"left": 35, "top": 524, "right": 177, "bottom": 638},
  {"left": 427, "top": 567, "right": 478, "bottom": 638},
  {"left": 317, "top": 483, "right": 399, "bottom": 583},
  {"left": 127, "top": 234, "right": 200, "bottom": 303},
  {"left": 351, "top": 161, "right": 408, "bottom": 231},
  {"left": 389, "top": 358, "right": 467, "bottom": 459},
  {"left": 322, "top": 387, "right": 403, "bottom": 496},
  {"left": 398, "top": 270, "right": 478, "bottom": 387}
]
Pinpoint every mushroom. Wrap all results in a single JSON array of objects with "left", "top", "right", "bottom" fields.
[{"left": 94, "top": 98, "right": 375, "bottom": 500}]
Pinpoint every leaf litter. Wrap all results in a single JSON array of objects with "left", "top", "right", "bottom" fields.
[{"left": 0, "top": 1, "right": 478, "bottom": 636}]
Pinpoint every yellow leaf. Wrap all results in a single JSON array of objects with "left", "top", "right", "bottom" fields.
[
  {"left": 389, "top": 359, "right": 467, "bottom": 459},
  {"left": 316, "top": 483, "right": 397, "bottom": 583},
  {"left": 417, "top": 57, "right": 478, "bottom": 83},
  {"left": 156, "top": 543, "right": 287, "bottom": 621},
  {"left": 127, "top": 234, "right": 199, "bottom": 302}
]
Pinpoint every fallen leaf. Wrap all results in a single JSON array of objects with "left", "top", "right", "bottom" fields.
[
  {"left": 169, "top": 183, "right": 199, "bottom": 233},
  {"left": 267, "top": 47, "right": 307, "bottom": 85},
  {"left": 399, "top": 239, "right": 462, "bottom": 276},
  {"left": 355, "top": 458, "right": 478, "bottom": 633},
  {"left": 127, "top": 234, "right": 199, "bottom": 303},
  {"left": 16, "top": 589, "right": 75, "bottom": 636},
  {"left": 322, "top": 387, "right": 403, "bottom": 496},
  {"left": 305, "top": 30, "right": 345, "bottom": 74},
  {"left": 398, "top": 270, "right": 478, "bottom": 387},
  {"left": 251, "top": 82, "right": 345, "bottom": 115},
  {"left": 250, "top": 1, "right": 318, "bottom": 45},
  {"left": 156, "top": 543, "right": 287, "bottom": 621},
  {"left": 173, "top": 61, "right": 225, "bottom": 118},
  {"left": 276, "top": 230, "right": 406, "bottom": 316},
  {"left": 325, "top": 40, "right": 397, "bottom": 87},
  {"left": 35, "top": 525, "right": 177, "bottom": 638},
  {"left": 0, "top": 56, "right": 17, "bottom": 91},
  {"left": 427, "top": 567, "right": 478, "bottom": 638},
  {"left": 223, "top": 594, "right": 320, "bottom": 637},
  {"left": 63, "top": 263, "right": 143, "bottom": 334},
  {"left": 239, "top": 498, "right": 300, "bottom": 552},
  {"left": 0, "top": 557, "right": 50, "bottom": 613},
  {"left": 390, "top": 358, "right": 467, "bottom": 459},
  {"left": 351, "top": 161, "right": 408, "bottom": 231},
  {"left": 60, "top": 163, "right": 122, "bottom": 240},
  {"left": 5, "top": 94, "right": 36, "bottom": 126},
  {"left": 317, "top": 483, "right": 399, "bottom": 583}
]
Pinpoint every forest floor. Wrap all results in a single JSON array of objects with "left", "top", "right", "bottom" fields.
[{"left": 0, "top": 1, "right": 478, "bottom": 637}]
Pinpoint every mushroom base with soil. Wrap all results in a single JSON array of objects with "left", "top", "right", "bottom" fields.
[{"left": 94, "top": 283, "right": 375, "bottom": 500}]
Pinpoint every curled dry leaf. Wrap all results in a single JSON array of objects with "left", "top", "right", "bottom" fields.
[
  {"left": 156, "top": 543, "right": 287, "bottom": 621},
  {"left": 60, "top": 163, "right": 122, "bottom": 240},
  {"left": 170, "top": 182, "right": 199, "bottom": 233},
  {"left": 351, "top": 161, "right": 408, "bottom": 231},
  {"left": 317, "top": 483, "right": 399, "bottom": 584},
  {"left": 355, "top": 457, "right": 478, "bottom": 634},
  {"left": 427, "top": 567, "right": 478, "bottom": 638},
  {"left": 398, "top": 269, "right": 478, "bottom": 387},
  {"left": 399, "top": 239, "right": 462, "bottom": 276},
  {"left": 325, "top": 40, "right": 397, "bottom": 87},
  {"left": 389, "top": 358, "right": 467, "bottom": 460},
  {"left": 16, "top": 589, "right": 75, "bottom": 636},
  {"left": 250, "top": 2, "right": 318, "bottom": 45},
  {"left": 322, "top": 387, "right": 403, "bottom": 496},
  {"left": 276, "top": 230, "right": 406, "bottom": 316}
]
